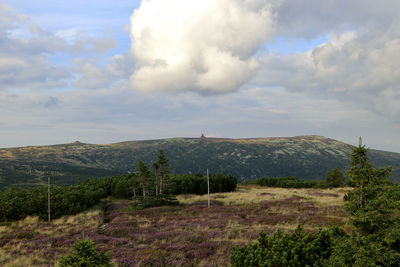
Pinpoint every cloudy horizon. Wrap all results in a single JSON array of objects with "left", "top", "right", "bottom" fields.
[{"left": 1, "top": 0, "right": 399, "bottom": 152}]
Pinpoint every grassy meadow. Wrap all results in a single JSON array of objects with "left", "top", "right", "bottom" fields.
[{"left": 0, "top": 185, "right": 350, "bottom": 266}]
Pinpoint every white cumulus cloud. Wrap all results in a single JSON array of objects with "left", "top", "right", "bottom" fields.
[
  {"left": 252, "top": 0, "right": 400, "bottom": 122},
  {"left": 129, "top": 0, "right": 276, "bottom": 93},
  {"left": 254, "top": 25, "right": 400, "bottom": 121}
]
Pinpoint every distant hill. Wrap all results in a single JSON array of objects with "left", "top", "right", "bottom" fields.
[{"left": 0, "top": 135, "right": 399, "bottom": 189}]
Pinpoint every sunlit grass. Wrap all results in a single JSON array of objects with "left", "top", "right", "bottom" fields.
[
  {"left": 0, "top": 186, "right": 350, "bottom": 266},
  {"left": 177, "top": 185, "right": 350, "bottom": 207},
  {"left": 0, "top": 253, "right": 48, "bottom": 267}
]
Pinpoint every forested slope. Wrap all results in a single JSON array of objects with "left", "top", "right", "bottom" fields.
[{"left": 0, "top": 135, "right": 399, "bottom": 189}]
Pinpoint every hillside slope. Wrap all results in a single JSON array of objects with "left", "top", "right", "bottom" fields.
[
  {"left": 0, "top": 136, "right": 399, "bottom": 189},
  {"left": 0, "top": 186, "right": 349, "bottom": 266}
]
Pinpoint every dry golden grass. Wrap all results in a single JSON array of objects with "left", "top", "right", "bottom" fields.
[
  {"left": 137, "top": 219, "right": 152, "bottom": 229},
  {"left": 0, "top": 209, "right": 102, "bottom": 238},
  {"left": 0, "top": 185, "right": 351, "bottom": 266},
  {"left": 41, "top": 209, "right": 102, "bottom": 236},
  {"left": 0, "top": 216, "right": 40, "bottom": 234},
  {"left": 53, "top": 209, "right": 101, "bottom": 227},
  {"left": 0, "top": 209, "right": 103, "bottom": 267},
  {"left": 176, "top": 185, "right": 350, "bottom": 246},
  {"left": 0, "top": 243, "right": 48, "bottom": 267},
  {"left": 0, "top": 253, "right": 48, "bottom": 267},
  {"left": 177, "top": 185, "right": 350, "bottom": 207}
]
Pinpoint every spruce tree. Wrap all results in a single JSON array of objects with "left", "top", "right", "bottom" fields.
[
  {"left": 157, "top": 150, "right": 170, "bottom": 196},
  {"left": 58, "top": 236, "right": 113, "bottom": 267},
  {"left": 345, "top": 144, "right": 392, "bottom": 214},
  {"left": 336, "top": 142, "right": 399, "bottom": 266}
]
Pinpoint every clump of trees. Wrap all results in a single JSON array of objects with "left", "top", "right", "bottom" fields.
[
  {"left": 231, "top": 142, "right": 400, "bottom": 266},
  {"left": 131, "top": 150, "right": 237, "bottom": 208},
  {"left": 243, "top": 167, "right": 348, "bottom": 189},
  {"left": 169, "top": 173, "right": 237, "bottom": 195},
  {"left": 0, "top": 150, "right": 238, "bottom": 222},
  {"left": 132, "top": 150, "right": 178, "bottom": 208}
]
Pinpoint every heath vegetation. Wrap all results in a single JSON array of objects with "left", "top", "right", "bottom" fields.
[{"left": 0, "top": 145, "right": 398, "bottom": 266}]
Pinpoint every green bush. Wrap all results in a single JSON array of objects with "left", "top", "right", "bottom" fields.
[
  {"left": 58, "top": 236, "right": 113, "bottom": 267},
  {"left": 324, "top": 167, "right": 345, "bottom": 188},
  {"left": 231, "top": 225, "right": 347, "bottom": 267}
]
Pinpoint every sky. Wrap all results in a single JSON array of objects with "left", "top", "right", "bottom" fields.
[{"left": 1, "top": 0, "right": 400, "bottom": 152}]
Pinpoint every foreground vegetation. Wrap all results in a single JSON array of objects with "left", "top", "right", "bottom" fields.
[
  {"left": 231, "top": 143, "right": 400, "bottom": 266},
  {"left": 0, "top": 144, "right": 398, "bottom": 266},
  {"left": 0, "top": 172, "right": 236, "bottom": 223},
  {"left": 0, "top": 186, "right": 348, "bottom": 266}
]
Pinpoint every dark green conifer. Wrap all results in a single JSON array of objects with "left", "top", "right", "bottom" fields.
[
  {"left": 325, "top": 167, "right": 345, "bottom": 188},
  {"left": 58, "top": 236, "right": 113, "bottom": 267}
]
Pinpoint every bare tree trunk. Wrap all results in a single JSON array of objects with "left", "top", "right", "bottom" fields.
[
  {"left": 142, "top": 177, "right": 146, "bottom": 201},
  {"left": 159, "top": 166, "right": 163, "bottom": 196},
  {"left": 207, "top": 169, "right": 210, "bottom": 208},
  {"left": 154, "top": 170, "right": 159, "bottom": 198},
  {"left": 48, "top": 176, "right": 51, "bottom": 222},
  {"left": 160, "top": 176, "right": 163, "bottom": 196}
]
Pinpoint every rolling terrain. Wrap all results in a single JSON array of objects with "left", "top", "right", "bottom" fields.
[
  {"left": 0, "top": 186, "right": 349, "bottom": 266},
  {"left": 0, "top": 135, "right": 399, "bottom": 189}
]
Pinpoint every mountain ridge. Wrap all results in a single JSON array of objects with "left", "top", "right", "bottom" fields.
[{"left": 0, "top": 135, "right": 398, "bottom": 189}]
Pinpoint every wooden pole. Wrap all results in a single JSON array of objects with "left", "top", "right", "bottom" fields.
[
  {"left": 48, "top": 176, "right": 51, "bottom": 223},
  {"left": 207, "top": 168, "right": 210, "bottom": 208},
  {"left": 359, "top": 136, "right": 362, "bottom": 147}
]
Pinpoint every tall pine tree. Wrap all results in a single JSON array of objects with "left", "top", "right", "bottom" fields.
[
  {"left": 345, "top": 143, "right": 392, "bottom": 213},
  {"left": 335, "top": 142, "right": 400, "bottom": 266}
]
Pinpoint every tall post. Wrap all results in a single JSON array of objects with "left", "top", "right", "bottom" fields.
[
  {"left": 207, "top": 168, "right": 210, "bottom": 208},
  {"left": 359, "top": 136, "right": 362, "bottom": 147},
  {"left": 48, "top": 176, "right": 51, "bottom": 223}
]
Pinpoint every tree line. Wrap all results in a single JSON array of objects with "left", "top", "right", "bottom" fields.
[
  {"left": 242, "top": 166, "right": 349, "bottom": 188},
  {"left": 170, "top": 173, "right": 237, "bottom": 195},
  {"left": 0, "top": 150, "right": 237, "bottom": 222}
]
